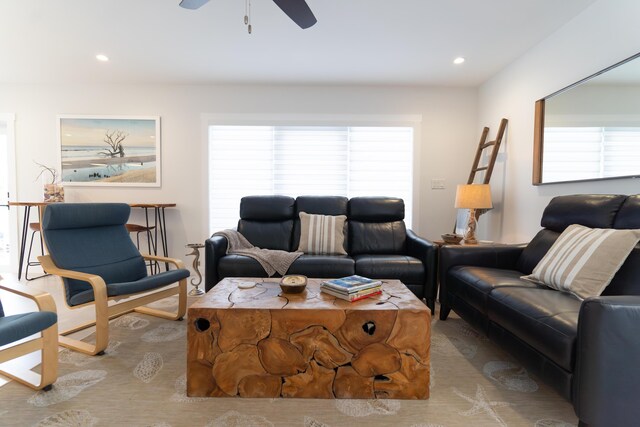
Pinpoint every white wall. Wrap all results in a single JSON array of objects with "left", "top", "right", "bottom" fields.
[
  {"left": 478, "top": 0, "right": 640, "bottom": 243},
  {"left": 0, "top": 84, "right": 478, "bottom": 262}
]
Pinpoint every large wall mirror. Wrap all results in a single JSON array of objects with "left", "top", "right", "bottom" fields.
[{"left": 533, "top": 52, "right": 640, "bottom": 184}]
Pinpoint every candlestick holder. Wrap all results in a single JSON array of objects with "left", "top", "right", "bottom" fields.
[{"left": 185, "top": 243, "right": 205, "bottom": 296}]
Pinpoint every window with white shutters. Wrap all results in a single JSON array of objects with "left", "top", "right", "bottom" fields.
[{"left": 208, "top": 125, "right": 414, "bottom": 233}]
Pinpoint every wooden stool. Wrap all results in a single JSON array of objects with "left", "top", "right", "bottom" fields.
[
  {"left": 25, "top": 223, "right": 47, "bottom": 281},
  {"left": 126, "top": 223, "right": 157, "bottom": 274}
]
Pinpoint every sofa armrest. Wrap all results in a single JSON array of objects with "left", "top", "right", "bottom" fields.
[
  {"left": 573, "top": 296, "right": 640, "bottom": 426},
  {"left": 406, "top": 229, "right": 438, "bottom": 310},
  {"left": 205, "top": 235, "right": 228, "bottom": 292},
  {"left": 438, "top": 244, "right": 525, "bottom": 317}
]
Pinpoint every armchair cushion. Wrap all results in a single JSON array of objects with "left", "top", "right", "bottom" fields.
[
  {"left": 68, "top": 269, "right": 190, "bottom": 307},
  {"left": 42, "top": 203, "right": 148, "bottom": 305},
  {"left": 0, "top": 312, "right": 57, "bottom": 347}
]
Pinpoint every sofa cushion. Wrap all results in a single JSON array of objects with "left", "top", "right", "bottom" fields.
[
  {"left": 237, "top": 196, "right": 295, "bottom": 251},
  {"left": 349, "top": 221, "right": 407, "bottom": 255},
  {"left": 447, "top": 266, "right": 538, "bottom": 315},
  {"left": 602, "top": 247, "right": 640, "bottom": 296},
  {"left": 516, "top": 229, "right": 560, "bottom": 275},
  {"left": 297, "top": 212, "right": 347, "bottom": 255},
  {"left": 354, "top": 254, "right": 424, "bottom": 285},
  {"left": 240, "top": 195, "right": 295, "bottom": 220},
  {"left": 219, "top": 255, "right": 270, "bottom": 279},
  {"left": 488, "top": 287, "right": 580, "bottom": 371},
  {"left": 522, "top": 224, "right": 640, "bottom": 299},
  {"left": 540, "top": 194, "right": 626, "bottom": 233},
  {"left": 287, "top": 255, "right": 354, "bottom": 278},
  {"left": 613, "top": 194, "right": 640, "bottom": 229},
  {"left": 237, "top": 220, "right": 293, "bottom": 251},
  {"left": 348, "top": 197, "right": 404, "bottom": 222}
]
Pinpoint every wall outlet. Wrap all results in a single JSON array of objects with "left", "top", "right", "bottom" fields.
[{"left": 431, "top": 178, "right": 445, "bottom": 190}]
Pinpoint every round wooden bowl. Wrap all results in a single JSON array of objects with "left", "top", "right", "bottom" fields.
[
  {"left": 441, "top": 233, "right": 463, "bottom": 244},
  {"left": 279, "top": 275, "right": 308, "bottom": 293}
]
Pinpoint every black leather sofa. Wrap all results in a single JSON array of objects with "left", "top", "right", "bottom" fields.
[
  {"left": 439, "top": 194, "right": 640, "bottom": 427},
  {"left": 205, "top": 195, "right": 438, "bottom": 311}
]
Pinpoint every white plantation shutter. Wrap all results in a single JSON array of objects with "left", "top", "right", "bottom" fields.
[
  {"left": 543, "top": 126, "right": 640, "bottom": 182},
  {"left": 542, "top": 127, "right": 602, "bottom": 182},
  {"left": 603, "top": 127, "right": 640, "bottom": 177},
  {"left": 274, "top": 126, "right": 349, "bottom": 196},
  {"left": 209, "top": 125, "right": 414, "bottom": 233},
  {"left": 208, "top": 126, "right": 273, "bottom": 232},
  {"left": 349, "top": 127, "right": 413, "bottom": 226}
]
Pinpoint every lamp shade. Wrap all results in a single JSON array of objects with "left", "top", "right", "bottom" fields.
[{"left": 454, "top": 184, "right": 493, "bottom": 209}]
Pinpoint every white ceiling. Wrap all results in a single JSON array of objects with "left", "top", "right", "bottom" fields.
[{"left": 0, "top": 0, "right": 597, "bottom": 86}]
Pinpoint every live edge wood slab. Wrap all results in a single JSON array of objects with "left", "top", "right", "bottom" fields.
[{"left": 187, "top": 278, "right": 430, "bottom": 399}]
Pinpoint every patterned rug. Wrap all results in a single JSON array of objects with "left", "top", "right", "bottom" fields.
[{"left": 0, "top": 297, "right": 578, "bottom": 427}]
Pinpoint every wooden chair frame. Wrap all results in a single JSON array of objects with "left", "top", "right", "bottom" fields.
[
  {"left": 0, "top": 281, "right": 58, "bottom": 390},
  {"left": 38, "top": 254, "right": 187, "bottom": 356}
]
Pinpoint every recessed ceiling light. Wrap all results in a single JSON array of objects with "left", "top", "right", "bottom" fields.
[
  {"left": 453, "top": 57, "right": 465, "bottom": 65},
  {"left": 96, "top": 54, "right": 109, "bottom": 62}
]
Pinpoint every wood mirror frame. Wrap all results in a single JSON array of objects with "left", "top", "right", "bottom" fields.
[{"left": 533, "top": 52, "right": 640, "bottom": 185}]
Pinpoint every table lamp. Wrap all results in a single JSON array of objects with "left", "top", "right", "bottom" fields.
[{"left": 454, "top": 184, "right": 493, "bottom": 244}]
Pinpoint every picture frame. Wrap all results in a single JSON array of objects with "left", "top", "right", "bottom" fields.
[{"left": 57, "top": 115, "right": 161, "bottom": 187}]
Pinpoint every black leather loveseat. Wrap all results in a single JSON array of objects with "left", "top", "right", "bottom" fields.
[
  {"left": 439, "top": 194, "right": 640, "bottom": 427},
  {"left": 205, "top": 195, "right": 437, "bottom": 311}
]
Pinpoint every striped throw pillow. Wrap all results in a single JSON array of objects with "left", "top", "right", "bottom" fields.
[
  {"left": 297, "top": 212, "right": 347, "bottom": 255},
  {"left": 522, "top": 224, "right": 640, "bottom": 299}
]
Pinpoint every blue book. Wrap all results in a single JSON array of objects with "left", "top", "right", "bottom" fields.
[{"left": 321, "top": 275, "right": 382, "bottom": 293}]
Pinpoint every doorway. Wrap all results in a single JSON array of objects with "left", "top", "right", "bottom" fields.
[{"left": 0, "top": 114, "right": 16, "bottom": 273}]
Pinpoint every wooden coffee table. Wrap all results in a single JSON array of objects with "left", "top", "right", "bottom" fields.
[{"left": 187, "top": 278, "right": 430, "bottom": 399}]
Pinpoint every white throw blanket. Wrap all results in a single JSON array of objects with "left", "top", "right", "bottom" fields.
[{"left": 213, "top": 229, "right": 302, "bottom": 277}]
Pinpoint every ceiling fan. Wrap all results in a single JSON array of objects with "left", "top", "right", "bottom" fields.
[{"left": 179, "top": 0, "right": 317, "bottom": 30}]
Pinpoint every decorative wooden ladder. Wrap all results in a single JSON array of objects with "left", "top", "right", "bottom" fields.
[
  {"left": 454, "top": 118, "right": 508, "bottom": 232},
  {"left": 467, "top": 117, "right": 508, "bottom": 185}
]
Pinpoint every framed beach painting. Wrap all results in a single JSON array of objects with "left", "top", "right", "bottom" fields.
[{"left": 57, "top": 115, "right": 161, "bottom": 187}]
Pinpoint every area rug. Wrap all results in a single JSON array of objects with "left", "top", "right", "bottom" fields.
[{"left": 0, "top": 297, "right": 578, "bottom": 426}]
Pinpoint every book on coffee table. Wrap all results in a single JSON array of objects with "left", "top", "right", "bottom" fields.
[
  {"left": 321, "top": 275, "right": 382, "bottom": 293},
  {"left": 320, "top": 285, "right": 382, "bottom": 302}
]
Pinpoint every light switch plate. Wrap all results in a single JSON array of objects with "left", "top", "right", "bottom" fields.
[{"left": 431, "top": 178, "right": 445, "bottom": 189}]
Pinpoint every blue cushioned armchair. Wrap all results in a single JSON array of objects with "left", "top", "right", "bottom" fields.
[
  {"left": 0, "top": 276, "right": 58, "bottom": 390},
  {"left": 38, "top": 203, "right": 189, "bottom": 356}
]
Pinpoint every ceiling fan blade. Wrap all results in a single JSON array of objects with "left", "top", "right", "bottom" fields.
[
  {"left": 179, "top": 0, "right": 210, "bottom": 10},
  {"left": 272, "top": 0, "right": 317, "bottom": 29}
]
